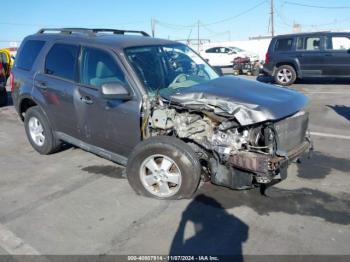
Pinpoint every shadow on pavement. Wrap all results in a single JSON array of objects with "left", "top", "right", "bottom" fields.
[
  {"left": 327, "top": 105, "right": 350, "bottom": 121},
  {"left": 296, "top": 151, "right": 350, "bottom": 179},
  {"left": 170, "top": 194, "right": 248, "bottom": 258},
  {"left": 198, "top": 184, "right": 350, "bottom": 225},
  {"left": 81, "top": 165, "right": 124, "bottom": 179}
]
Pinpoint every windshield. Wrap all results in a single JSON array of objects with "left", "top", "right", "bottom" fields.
[
  {"left": 125, "top": 44, "right": 218, "bottom": 94},
  {"left": 230, "top": 47, "right": 244, "bottom": 52}
]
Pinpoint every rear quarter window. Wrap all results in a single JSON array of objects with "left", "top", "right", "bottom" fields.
[
  {"left": 15, "top": 40, "right": 45, "bottom": 71},
  {"left": 275, "top": 38, "right": 294, "bottom": 52},
  {"left": 45, "top": 43, "right": 79, "bottom": 81}
]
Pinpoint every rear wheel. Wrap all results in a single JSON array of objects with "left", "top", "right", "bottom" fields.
[
  {"left": 24, "top": 106, "right": 61, "bottom": 154},
  {"left": 274, "top": 65, "right": 296, "bottom": 86},
  {"left": 126, "top": 136, "right": 202, "bottom": 199}
]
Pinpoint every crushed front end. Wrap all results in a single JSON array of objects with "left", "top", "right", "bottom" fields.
[{"left": 146, "top": 99, "right": 312, "bottom": 190}]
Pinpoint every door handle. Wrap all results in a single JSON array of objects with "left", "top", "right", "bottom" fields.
[
  {"left": 325, "top": 53, "right": 333, "bottom": 57},
  {"left": 35, "top": 80, "right": 48, "bottom": 89},
  {"left": 80, "top": 96, "right": 93, "bottom": 104}
]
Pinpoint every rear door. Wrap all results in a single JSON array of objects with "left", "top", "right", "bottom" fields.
[
  {"left": 34, "top": 43, "right": 80, "bottom": 138},
  {"left": 295, "top": 35, "right": 326, "bottom": 76},
  {"left": 324, "top": 34, "right": 350, "bottom": 76},
  {"left": 76, "top": 46, "right": 141, "bottom": 157}
]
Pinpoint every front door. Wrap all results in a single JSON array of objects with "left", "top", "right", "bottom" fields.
[{"left": 76, "top": 46, "right": 141, "bottom": 157}]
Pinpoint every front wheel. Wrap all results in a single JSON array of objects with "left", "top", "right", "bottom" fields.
[
  {"left": 274, "top": 65, "right": 297, "bottom": 86},
  {"left": 126, "top": 136, "right": 202, "bottom": 199}
]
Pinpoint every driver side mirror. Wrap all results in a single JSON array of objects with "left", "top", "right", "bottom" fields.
[{"left": 100, "top": 82, "right": 132, "bottom": 100}]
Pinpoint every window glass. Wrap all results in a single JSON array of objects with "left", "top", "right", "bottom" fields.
[
  {"left": 305, "top": 37, "right": 321, "bottom": 50},
  {"left": 327, "top": 36, "right": 350, "bottom": 50},
  {"left": 80, "top": 47, "right": 127, "bottom": 88},
  {"left": 296, "top": 38, "right": 304, "bottom": 50},
  {"left": 45, "top": 44, "right": 79, "bottom": 81},
  {"left": 297, "top": 37, "right": 321, "bottom": 51},
  {"left": 275, "top": 38, "right": 293, "bottom": 51},
  {"left": 206, "top": 48, "right": 217, "bottom": 53},
  {"left": 219, "top": 47, "right": 229, "bottom": 53},
  {"left": 15, "top": 40, "right": 45, "bottom": 71},
  {"left": 125, "top": 44, "right": 218, "bottom": 93}
]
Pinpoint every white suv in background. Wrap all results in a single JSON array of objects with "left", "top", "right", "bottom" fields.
[
  {"left": 200, "top": 46, "right": 259, "bottom": 67},
  {"left": 200, "top": 46, "right": 240, "bottom": 67}
]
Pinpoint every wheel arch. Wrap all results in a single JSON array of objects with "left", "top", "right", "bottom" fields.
[
  {"left": 19, "top": 97, "right": 37, "bottom": 121},
  {"left": 275, "top": 60, "right": 301, "bottom": 78},
  {"left": 18, "top": 96, "right": 54, "bottom": 131}
]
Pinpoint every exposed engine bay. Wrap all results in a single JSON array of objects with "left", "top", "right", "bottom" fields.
[{"left": 145, "top": 100, "right": 311, "bottom": 190}]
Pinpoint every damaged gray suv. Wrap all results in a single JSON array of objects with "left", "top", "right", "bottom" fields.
[{"left": 12, "top": 28, "right": 312, "bottom": 199}]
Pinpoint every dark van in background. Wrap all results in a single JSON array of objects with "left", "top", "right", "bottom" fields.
[{"left": 263, "top": 32, "right": 350, "bottom": 85}]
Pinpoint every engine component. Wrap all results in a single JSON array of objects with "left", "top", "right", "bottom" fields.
[
  {"left": 150, "top": 107, "right": 253, "bottom": 155},
  {"left": 150, "top": 108, "right": 176, "bottom": 130},
  {"left": 212, "top": 129, "right": 249, "bottom": 152},
  {"left": 173, "top": 112, "right": 213, "bottom": 143}
]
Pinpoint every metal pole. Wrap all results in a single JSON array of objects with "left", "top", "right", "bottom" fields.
[
  {"left": 271, "top": 0, "right": 275, "bottom": 36},
  {"left": 151, "top": 18, "right": 155, "bottom": 37},
  {"left": 197, "top": 20, "right": 200, "bottom": 52}
]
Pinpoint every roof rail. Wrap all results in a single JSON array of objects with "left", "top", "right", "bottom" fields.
[
  {"left": 91, "top": 28, "right": 150, "bottom": 36},
  {"left": 37, "top": 28, "right": 150, "bottom": 37}
]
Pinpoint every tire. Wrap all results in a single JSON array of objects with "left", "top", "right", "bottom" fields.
[
  {"left": 126, "top": 136, "right": 202, "bottom": 200},
  {"left": 274, "top": 65, "right": 297, "bottom": 86},
  {"left": 0, "top": 87, "right": 7, "bottom": 107},
  {"left": 24, "top": 106, "right": 61, "bottom": 155}
]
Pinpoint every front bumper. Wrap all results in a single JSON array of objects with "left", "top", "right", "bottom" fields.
[{"left": 228, "top": 139, "right": 312, "bottom": 184}]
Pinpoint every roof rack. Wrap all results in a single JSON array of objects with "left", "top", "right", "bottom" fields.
[
  {"left": 37, "top": 28, "right": 150, "bottom": 37},
  {"left": 91, "top": 28, "right": 150, "bottom": 36}
]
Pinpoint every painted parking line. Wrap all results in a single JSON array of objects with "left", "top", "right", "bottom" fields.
[
  {"left": 310, "top": 131, "right": 350, "bottom": 140},
  {"left": 0, "top": 223, "right": 41, "bottom": 256},
  {"left": 300, "top": 91, "right": 350, "bottom": 94}
]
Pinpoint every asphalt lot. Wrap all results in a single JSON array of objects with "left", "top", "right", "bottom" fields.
[{"left": 0, "top": 76, "right": 349, "bottom": 257}]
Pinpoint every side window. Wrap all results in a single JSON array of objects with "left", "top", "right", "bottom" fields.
[
  {"left": 297, "top": 37, "right": 322, "bottom": 51},
  {"left": 206, "top": 48, "right": 216, "bottom": 53},
  {"left": 296, "top": 37, "right": 304, "bottom": 50},
  {"left": 219, "top": 47, "right": 228, "bottom": 53},
  {"left": 327, "top": 36, "right": 350, "bottom": 50},
  {"left": 79, "top": 47, "right": 127, "bottom": 88},
  {"left": 15, "top": 40, "right": 45, "bottom": 71},
  {"left": 45, "top": 44, "right": 79, "bottom": 81},
  {"left": 275, "top": 38, "right": 293, "bottom": 52}
]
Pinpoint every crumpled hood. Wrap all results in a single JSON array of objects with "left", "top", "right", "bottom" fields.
[{"left": 161, "top": 76, "right": 308, "bottom": 126}]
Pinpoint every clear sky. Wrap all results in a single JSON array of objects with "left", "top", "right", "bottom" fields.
[{"left": 1, "top": 0, "right": 350, "bottom": 47}]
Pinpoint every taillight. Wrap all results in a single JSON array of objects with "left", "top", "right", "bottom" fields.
[
  {"left": 10, "top": 72, "right": 15, "bottom": 92},
  {"left": 265, "top": 52, "right": 269, "bottom": 64}
]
